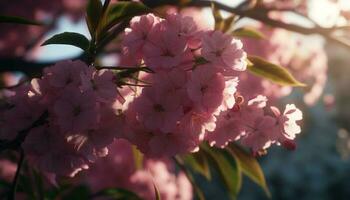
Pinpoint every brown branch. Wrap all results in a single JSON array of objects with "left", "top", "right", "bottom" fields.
[{"left": 184, "top": 0, "right": 350, "bottom": 49}]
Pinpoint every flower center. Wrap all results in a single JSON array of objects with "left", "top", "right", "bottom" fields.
[
  {"left": 200, "top": 85, "right": 208, "bottom": 93},
  {"left": 215, "top": 49, "right": 223, "bottom": 57},
  {"left": 163, "top": 49, "right": 174, "bottom": 57},
  {"left": 73, "top": 106, "right": 81, "bottom": 116},
  {"left": 153, "top": 104, "right": 165, "bottom": 112}
]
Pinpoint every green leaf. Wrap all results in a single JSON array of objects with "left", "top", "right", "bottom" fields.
[
  {"left": 132, "top": 145, "right": 144, "bottom": 170},
  {"left": 62, "top": 185, "right": 91, "bottom": 200},
  {"left": 227, "top": 144, "right": 271, "bottom": 197},
  {"left": 93, "top": 188, "right": 142, "bottom": 200},
  {"left": 104, "top": 2, "right": 151, "bottom": 31},
  {"left": 247, "top": 56, "right": 306, "bottom": 87},
  {"left": 154, "top": 183, "right": 161, "bottom": 200},
  {"left": 0, "top": 15, "right": 43, "bottom": 25},
  {"left": 182, "top": 152, "right": 211, "bottom": 180},
  {"left": 232, "top": 27, "right": 266, "bottom": 39},
  {"left": 201, "top": 144, "right": 242, "bottom": 200},
  {"left": 86, "top": 0, "right": 103, "bottom": 38},
  {"left": 41, "top": 32, "right": 90, "bottom": 51},
  {"left": 174, "top": 156, "right": 206, "bottom": 200}
]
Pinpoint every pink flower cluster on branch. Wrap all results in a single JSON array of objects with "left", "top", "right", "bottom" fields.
[
  {"left": 1, "top": 60, "right": 120, "bottom": 177},
  {"left": 0, "top": 13, "right": 303, "bottom": 178},
  {"left": 119, "top": 13, "right": 303, "bottom": 157}
]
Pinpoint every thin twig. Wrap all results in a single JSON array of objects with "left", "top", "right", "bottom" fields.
[{"left": 8, "top": 148, "right": 25, "bottom": 200}]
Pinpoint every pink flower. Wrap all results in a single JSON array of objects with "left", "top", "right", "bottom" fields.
[
  {"left": 165, "top": 13, "right": 201, "bottom": 49},
  {"left": 206, "top": 110, "right": 244, "bottom": 148},
  {"left": 80, "top": 69, "right": 118, "bottom": 102},
  {"left": 132, "top": 81, "right": 184, "bottom": 133},
  {"left": 240, "top": 115, "right": 278, "bottom": 154},
  {"left": 271, "top": 104, "right": 302, "bottom": 144},
  {"left": 187, "top": 64, "right": 225, "bottom": 113},
  {"left": 85, "top": 139, "right": 136, "bottom": 191},
  {"left": 180, "top": 111, "right": 217, "bottom": 141},
  {"left": 44, "top": 60, "right": 88, "bottom": 88},
  {"left": 53, "top": 86, "right": 98, "bottom": 132},
  {"left": 29, "top": 78, "right": 57, "bottom": 105},
  {"left": 143, "top": 22, "right": 193, "bottom": 71},
  {"left": 66, "top": 106, "right": 119, "bottom": 162},
  {"left": 0, "top": 88, "right": 45, "bottom": 140},
  {"left": 201, "top": 31, "right": 247, "bottom": 73},
  {"left": 220, "top": 77, "right": 239, "bottom": 111},
  {"left": 23, "top": 125, "right": 89, "bottom": 177},
  {"left": 123, "top": 14, "right": 161, "bottom": 59},
  {"left": 207, "top": 95, "right": 274, "bottom": 150},
  {"left": 153, "top": 69, "right": 191, "bottom": 107}
]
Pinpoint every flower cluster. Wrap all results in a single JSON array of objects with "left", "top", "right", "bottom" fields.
[
  {"left": 0, "top": 13, "right": 303, "bottom": 177},
  {"left": 0, "top": 60, "right": 120, "bottom": 177},
  {"left": 207, "top": 95, "right": 303, "bottom": 154},
  {"left": 118, "top": 13, "right": 302, "bottom": 157}
]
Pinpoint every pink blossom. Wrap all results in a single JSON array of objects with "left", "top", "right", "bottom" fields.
[
  {"left": 201, "top": 31, "right": 247, "bottom": 73},
  {"left": 240, "top": 115, "right": 278, "bottom": 154},
  {"left": 85, "top": 139, "right": 136, "bottom": 191},
  {"left": 187, "top": 64, "right": 225, "bottom": 113},
  {"left": 123, "top": 14, "right": 161, "bottom": 59},
  {"left": 153, "top": 69, "right": 191, "bottom": 107},
  {"left": 0, "top": 88, "right": 45, "bottom": 140},
  {"left": 43, "top": 60, "right": 88, "bottom": 88},
  {"left": 220, "top": 77, "right": 239, "bottom": 111},
  {"left": 66, "top": 106, "right": 119, "bottom": 162},
  {"left": 23, "top": 125, "right": 89, "bottom": 177},
  {"left": 206, "top": 110, "right": 244, "bottom": 148},
  {"left": 80, "top": 69, "right": 118, "bottom": 102},
  {"left": 271, "top": 104, "right": 303, "bottom": 143},
  {"left": 132, "top": 82, "right": 184, "bottom": 133},
  {"left": 53, "top": 86, "right": 98, "bottom": 132},
  {"left": 124, "top": 104, "right": 202, "bottom": 157},
  {"left": 29, "top": 77, "right": 56, "bottom": 105},
  {"left": 143, "top": 21, "right": 193, "bottom": 71},
  {"left": 206, "top": 95, "right": 273, "bottom": 150},
  {"left": 165, "top": 13, "right": 201, "bottom": 49},
  {"left": 180, "top": 111, "right": 217, "bottom": 141}
]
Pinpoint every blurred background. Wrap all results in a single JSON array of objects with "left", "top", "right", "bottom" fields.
[{"left": 1, "top": 0, "right": 350, "bottom": 199}]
